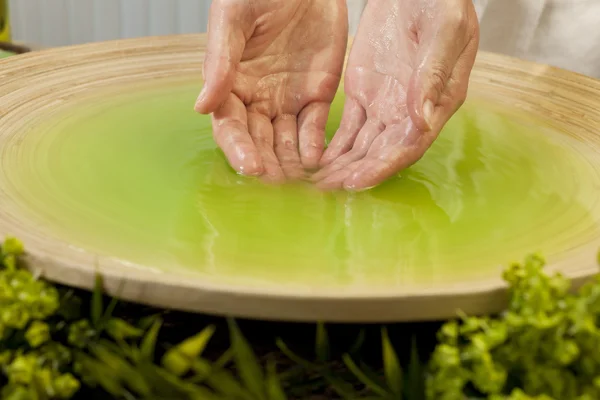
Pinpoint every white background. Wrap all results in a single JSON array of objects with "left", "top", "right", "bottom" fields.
[
  {"left": 8, "top": 0, "right": 600, "bottom": 78},
  {"left": 9, "top": 0, "right": 212, "bottom": 47},
  {"left": 8, "top": 0, "right": 366, "bottom": 47}
]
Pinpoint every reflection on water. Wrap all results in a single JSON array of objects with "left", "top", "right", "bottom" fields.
[
  {"left": 167, "top": 98, "right": 598, "bottom": 288},
  {"left": 4, "top": 81, "right": 600, "bottom": 289}
]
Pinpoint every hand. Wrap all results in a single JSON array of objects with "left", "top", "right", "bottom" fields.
[
  {"left": 195, "top": 0, "right": 348, "bottom": 183},
  {"left": 313, "top": 0, "right": 479, "bottom": 190}
]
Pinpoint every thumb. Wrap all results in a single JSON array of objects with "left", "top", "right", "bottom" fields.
[
  {"left": 406, "top": 7, "right": 472, "bottom": 132},
  {"left": 194, "top": 2, "right": 249, "bottom": 114}
]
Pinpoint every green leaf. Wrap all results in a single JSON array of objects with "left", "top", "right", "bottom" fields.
[
  {"left": 161, "top": 324, "right": 215, "bottom": 377},
  {"left": 228, "top": 318, "right": 265, "bottom": 399},
  {"left": 343, "top": 354, "right": 389, "bottom": 397},
  {"left": 315, "top": 322, "right": 330, "bottom": 363},
  {"left": 406, "top": 336, "right": 425, "bottom": 400},
  {"left": 321, "top": 370, "right": 363, "bottom": 400},
  {"left": 276, "top": 339, "right": 358, "bottom": 397},
  {"left": 89, "top": 341, "right": 151, "bottom": 396},
  {"left": 91, "top": 274, "right": 103, "bottom": 328},
  {"left": 381, "top": 327, "right": 402, "bottom": 396},
  {"left": 138, "top": 363, "right": 222, "bottom": 400},
  {"left": 106, "top": 318, "right": 144, "bottom": 342},
  {"left": 101, "top": 297, "right": 119, "bottom": 328},
  {"left": 265, "top": 359, "right": 287, "bottom": 400},
  {"left": 140, "top": 317, "right": 163, "bottom": 361},
  {"left": 57, "top": 289, "right": 83, "bottom": 321},
  {"left": 357, "top": 360, "right": 389, "bottom": 391},
  {"left": 275, "top": 339, "right": 320, "bottom": 370},
  {"left": 95, "top": 280, "right": 126, "bottom": 335},
  {"left": 191, "top": 358, "right": 247, "bottom": 398},
  {"left": 213, "top": 347, "right": 234, "bottom": 370},
  {"left": 75, "top": 352, "right": 126, "bottom": 397},
  {"left": 349, "top": 329, "right": 367, "bottom": 355},
  {"left": 138, "top": 314, "right": 161, "bottom": 331}
]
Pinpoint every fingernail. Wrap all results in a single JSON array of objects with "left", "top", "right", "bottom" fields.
[
  {"left": 423, "top": 99, "right": 434, "bottom": 130},
  {"left": 195, "top": 87, "right": 207, "bottom": 107}
]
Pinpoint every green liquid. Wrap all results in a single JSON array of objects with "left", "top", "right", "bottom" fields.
[{"left": 5, "top": 80, "right": 600, "bottom": 289}]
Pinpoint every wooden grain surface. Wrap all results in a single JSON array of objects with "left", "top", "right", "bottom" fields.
[{"left": 1, "top": 33, "right": 600, "bottom": 322}]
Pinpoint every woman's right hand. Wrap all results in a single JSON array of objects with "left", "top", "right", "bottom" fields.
[{"left": 195, "top": 0, "right": 349, "bottom": 183}]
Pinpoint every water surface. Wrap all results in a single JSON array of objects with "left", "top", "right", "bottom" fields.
[{"left": 5, "top": 80, "right": 600, "bottom": 290}]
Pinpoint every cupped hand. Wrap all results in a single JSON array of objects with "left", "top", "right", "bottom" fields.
[
  {"left": 195, "top": 0, "right": 348, "bottom": 183},
  {"left": 313, "top": 0, "right": 479, "bottom": 190}
]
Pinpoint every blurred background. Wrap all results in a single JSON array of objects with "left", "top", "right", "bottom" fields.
[
  {"left": 6, "top": 0, "right": 367, "bottom": 47},
  {"left": 3, "top": 0, "right": 600, "bottom": 79},
  {"left": 8, "top": 0, "right": 213, "bottom": 47}
]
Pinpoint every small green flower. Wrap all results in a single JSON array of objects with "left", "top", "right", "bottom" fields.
[
  {"left": 68, "top": 320, "right": 95, "bottom": 348},
  {"left": 25, "top": 320, "right": 50, "bottom": 348},
  {"left": 2, "top": 303, "right": 30, "bottom": 329},
  {"left": 6, "top": 354, "right": 36, "bottom": 385},
  {"left": 34, "top": 367, "right": 55, "bottom": 397},
  {"left": 0, "top": 275, "right": 14, "bottom": 301},
  {"left": 2, "top": 254, "right": 16, "bottom": 271},
  {"left": 2, "top": 237, "right": 24, "bottom": 256},
  {"left": 54, "top": 372, "right": 81, "bottom": 399},
  {"left": 38, "top": 342, "right": 72, "bottom": 369},
  {"left": 33, "top": 285, "right": 61, "bottom": 319},
  {"left": 0, "top": 350, "right": 13, "bottom": 366},
  {"left": 1, "top": 384, "right": 30, "bottom": 400}
]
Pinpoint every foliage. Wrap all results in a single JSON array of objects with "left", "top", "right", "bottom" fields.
[
  {"left": 1, "top": 237, "right": 600, "bottom": 400},
  {"left": 428, "top": 254, "right": 600, "bottom": 400}
]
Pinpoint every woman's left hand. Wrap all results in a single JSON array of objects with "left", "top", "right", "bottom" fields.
[{"left": 313, "top": 0, "right": 479, "bottom": 190}]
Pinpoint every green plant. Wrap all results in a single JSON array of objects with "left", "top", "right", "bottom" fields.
[
  {"left": 2, "top": 236, "right": 600, "bottom": 400},
  {"left": 427, "top": 254, "right": 600, "bottom": 400},
  {"left": 0, "top": 237, "right": 79, "bottom": 399},
  {"left": 0, "top": 237, "right": 369, "bottom": 400},
  {"left": 275, "top": 325, "right": 425, "bottom": 400}
]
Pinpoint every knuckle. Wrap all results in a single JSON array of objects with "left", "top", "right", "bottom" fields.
[
  {"left": 455, "top": 88, "right": 468, "bottom": 110},
  {"left": 212, "top": 0, "right": 250, "bottom": 22},
  {"left": 428, "top": 64, "right": 450, "bottom": 94},
  {"left": 454, "top": 78, "right": 469, "bottom": 105},
  {"left": 449, "top": 7, "right": 469, "bottom": 32}
]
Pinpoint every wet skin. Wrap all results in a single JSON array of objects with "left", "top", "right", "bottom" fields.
[{"left": 196, "top": 0, "right": 480, "bottom": 191}]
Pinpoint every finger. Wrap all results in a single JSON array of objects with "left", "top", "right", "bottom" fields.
[
  {"left": 315, "top": 161, "right": 361, "bottom": 191},
  {"left": 319, "top": 97, "right": 366, "bottom": 167},
  {"left": 273, "top": 115, "right": 306, "bottom": 180},
  {"left": 248, "top": 112, "right": 286, "bottom": 184},
  {"left": 435, "top": 28, "right": 480, "bottom": 125},
  {"left": 342, "top": 121, "right": 427, "bottom": 191},
  {"left": 297, "top": 102, "right": 330, "bottom": 170},
  {"left": 311, "top": 119, "right": 383, "bottom": 182},
  {"left": 194, "top": 1, "right": 249, "bottom": 114},
  {"left": 406, "top": 3, "right": 477, "bottom": 131},
  {"left": 212, "top": 94, "right": 263, "bottom": 176}
]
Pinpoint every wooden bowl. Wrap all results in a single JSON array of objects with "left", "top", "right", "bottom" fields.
[{"left": 1, "top": 34, "right": 600, "bottom": 323}]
